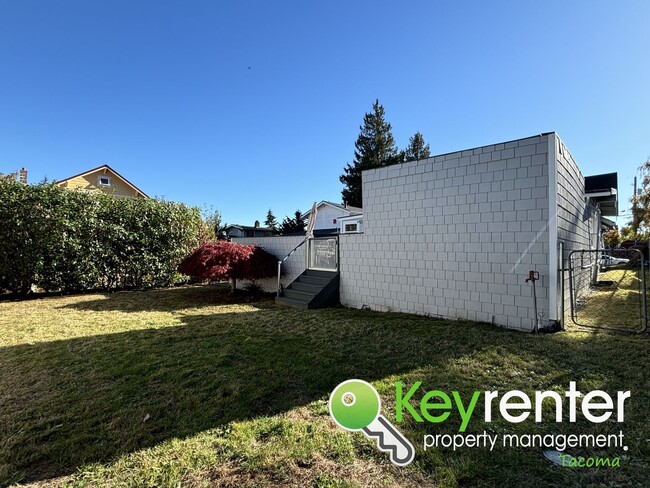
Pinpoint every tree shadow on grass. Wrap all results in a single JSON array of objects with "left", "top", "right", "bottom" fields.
[
  {"left": 54, "top": 284, "right": 266, "bottom": 314},
  {"left": 1, "top": 292, "right": 648, "bottom": 486}
]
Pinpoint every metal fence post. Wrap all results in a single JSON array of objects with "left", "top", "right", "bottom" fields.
[{"left": 641, "top": 252, "right": 647, "bottom": 332}]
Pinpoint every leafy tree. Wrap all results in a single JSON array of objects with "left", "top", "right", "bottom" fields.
[
  {"left": 279, "top": 210, "right": 306, "bottom": 234},
  {"left": 0, "top": 171, "right": 18, "bottom": 182},
  {"left": 340, "top": 99, "right": 402, "bottom": 207},
  {"left": 621, "top": 224, "right": 648, "bottom": 242},
  {"left": 404, "top": 131, "right": 431, "bottom": 162},
  {"left": 178, "top": 241, "right": 277, "bottom": 293},
  {"left": 264, "top": 209, "right": 278, "bottom": 230},
  {"left": 202, "top": 206, "right": 228, "bottom": 240},
  {"left": 602, "top": 228, "right": 620, "bottom": 248},
  {"left": 629, "top": 157, "right": 650, "bottom": 238}
]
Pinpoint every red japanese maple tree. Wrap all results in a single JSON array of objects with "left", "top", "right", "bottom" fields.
[{"left": 178, "top": 241, "right": 277, "bottom": 292}]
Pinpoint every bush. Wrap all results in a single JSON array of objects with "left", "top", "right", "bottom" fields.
[
  {"left": 178, "top": 241, "right": 278, "bottom": 292},
  {"left": 0, "top": 180, "right": 203, "bottom": 295}
]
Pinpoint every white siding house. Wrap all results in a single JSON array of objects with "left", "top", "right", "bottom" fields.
[{"left": 302, "top": 201, "right": 362, "bottom": 236}]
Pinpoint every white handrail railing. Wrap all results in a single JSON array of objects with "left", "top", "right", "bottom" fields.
[{"left": 277, "top": 238, "right": 308, "bottom": 297}]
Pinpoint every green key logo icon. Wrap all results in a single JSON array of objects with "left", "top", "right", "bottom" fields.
[{"left": 329, "top": 379, "right": 415, "bottom": 466}]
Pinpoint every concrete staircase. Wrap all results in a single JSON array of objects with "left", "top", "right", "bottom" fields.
[{"left": 275, "top": 269, "right": 340, "bottom": 309}]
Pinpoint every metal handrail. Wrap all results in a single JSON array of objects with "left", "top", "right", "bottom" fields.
[{"left": 277, "top": 238, "right": 308, "bottom": 297}]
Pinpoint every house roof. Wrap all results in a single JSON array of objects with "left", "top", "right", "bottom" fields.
[
  {"left": 301, "top": 200, "right": 363, "bottom": 218},
  {"left": 601, "top": 216, "right": 617, "bottom": 230},
  {"left": 337, "top": 214, "right": 363, "bottom": 221},
  {"left": 585, "top": 172, "right": 618, "bottom": 217},
  {"left": 56, "top": 164, "right": 149, "bottom": 198},
  {"left": 225, "top": 224, "right": 277, "bottom": 233},
  {"left": 585, "top": 172, "right": 617, "bottom": 193},
  {"left": 282, "top": 228, "right": 338, "bottom": 237}
]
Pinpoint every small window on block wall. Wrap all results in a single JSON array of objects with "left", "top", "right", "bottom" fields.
[{"left": 344, "top": 223, "right": 358, "bottom": 233}]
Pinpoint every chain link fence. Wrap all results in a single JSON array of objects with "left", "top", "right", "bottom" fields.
[{"left": 568, "top": 249, "right": 647, "bottom": 333}]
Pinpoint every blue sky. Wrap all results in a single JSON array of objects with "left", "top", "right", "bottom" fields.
[{"left": 1, "top": 1, "right": 648, "bottom": 227}]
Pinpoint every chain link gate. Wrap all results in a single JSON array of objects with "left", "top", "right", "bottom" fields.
[{"left": 568, "top": 249, "right": 647, "bottom": 333}]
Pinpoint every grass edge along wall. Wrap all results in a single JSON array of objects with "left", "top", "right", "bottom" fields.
[{"left": 235, "top": 132, "right": 602, "bottom": 332}]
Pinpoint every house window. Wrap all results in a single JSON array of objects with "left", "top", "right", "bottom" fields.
[
  {"left": 332, "top": 219, "right": 337, "bottom": 224},
  {"left": 98, "top": 176, "right": 111, "bottom": 187},
  {"left": 344, "top": 223, "right": 358, "bottom": 233}
]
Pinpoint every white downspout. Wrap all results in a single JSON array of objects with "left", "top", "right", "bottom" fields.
[{"left": 547, "top": 133, "right": 559, "bottom": 325}]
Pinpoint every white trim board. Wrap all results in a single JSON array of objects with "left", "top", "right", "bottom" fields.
[{"left": 547, "top": 133, "right": 559, "bottom": 322}]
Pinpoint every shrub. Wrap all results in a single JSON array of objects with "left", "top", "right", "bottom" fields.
[
  {"left": 178, "top": 241, "right": 277, "bottom": 292},
  {"left": 0, "top": 179, "right": 203, "bottom": 295}
]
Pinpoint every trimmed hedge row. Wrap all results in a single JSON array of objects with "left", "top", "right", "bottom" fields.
[{"left": 0, "top": 180, "right": 204, "bottom": 295}]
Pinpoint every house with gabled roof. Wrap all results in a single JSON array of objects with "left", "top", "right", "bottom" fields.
[
  {"left": 301, "top": 200, "right": 363, "bottom": 236},
  {"left": 56, "top": 164, "right": 148, "bottom": 199}
]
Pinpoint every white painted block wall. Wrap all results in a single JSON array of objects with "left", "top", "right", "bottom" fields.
[
  {"left": 339, "top": 134, "right": 553, "bottom": 331},
  {"left": 554, "top": 137, "right": 601, "bottom": 323},
  {"left": 233, "top": 133, "right": 594, "bottom": 333},
  {"left": 231, "top": 236, "right": 306, "bottom": 292}
]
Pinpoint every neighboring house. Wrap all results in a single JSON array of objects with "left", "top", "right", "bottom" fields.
[
  {"left": 226, "top": 221, "right": 277, "bottom": 238},
  {"left": 234, "top": 132, "right": 618, "bottom": 332},
  {"left": 302, "top": 201, "right": 363, "bottom": 236},
  {"left": 56, "top": 164, "right": 148, "bottom": 198},
  {"left": 585, "top": 172, "right": 618, "bottom": 217}
]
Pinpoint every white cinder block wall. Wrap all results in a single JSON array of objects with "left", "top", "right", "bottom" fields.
[
  {"left": 553, "top": 136, "right": 601, "bottom": 323},
  {"left": 339, "top": 134, "right": 554, "bottom": 331},
  {"left": 234, "top": 132, "right": 598, "bottom": 333},
  {"left": 231, "top": 236, "right": 306, "bottom": 292}
]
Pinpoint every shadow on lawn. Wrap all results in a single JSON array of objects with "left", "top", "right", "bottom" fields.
[
  {"left": 1, "top": 289, "right": 648, "bottom": 485},
  {"left": 54, "top": 284, "right": 267, "bottom": 313}
]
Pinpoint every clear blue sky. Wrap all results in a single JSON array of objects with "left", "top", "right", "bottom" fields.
[{"left": 1, "top": 0, "right": 648, "bottom": 227}]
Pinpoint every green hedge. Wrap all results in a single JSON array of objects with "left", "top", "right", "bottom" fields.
[{"left": 0, "top": 180, "right": 203, "bottom": 295}]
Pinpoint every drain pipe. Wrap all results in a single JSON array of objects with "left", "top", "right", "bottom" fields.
[
  {"left": 559, "top": 241, "right": 565, "bottom": 331},
  {"left": 526, "top": 270, "right": 540, "bottom": 333}
]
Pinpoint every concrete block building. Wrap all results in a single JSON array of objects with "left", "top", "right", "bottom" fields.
[{"left": 235, "top": 132, "right": 616, "bottom": 332}]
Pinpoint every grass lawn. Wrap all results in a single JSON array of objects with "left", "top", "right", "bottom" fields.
[
  {"left": 570, "top": 265, "right": 648, "bottom": 332},
  {"left": 0, "top": 286, "right": 648, "bottom": 487}
]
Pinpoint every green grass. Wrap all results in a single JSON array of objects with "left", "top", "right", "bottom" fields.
[
  {"left": 571, "top": 266, "right": 648, "bottom": 331},
  {"left": 0, "top": 286, "right": 648, "bottom": 487}
]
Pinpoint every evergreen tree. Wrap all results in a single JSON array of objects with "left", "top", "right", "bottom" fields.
[
  {"left": 279, "top": 209, "right": 306, "bottom": 234},
  {"left": 264, "top": 209, "right": 278, "bottom": 230},
  {"left": 293, "top": 210, "right": 306, "bottom": 231},
  {"left": 340, "top": 99, "right": 402, "bottom": 207},
  {"left": 279, "top": 216, "right": 294, "bottom": 235},
  {"left": 404, "top": 131, "right": 431, "bottom": 162}
]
